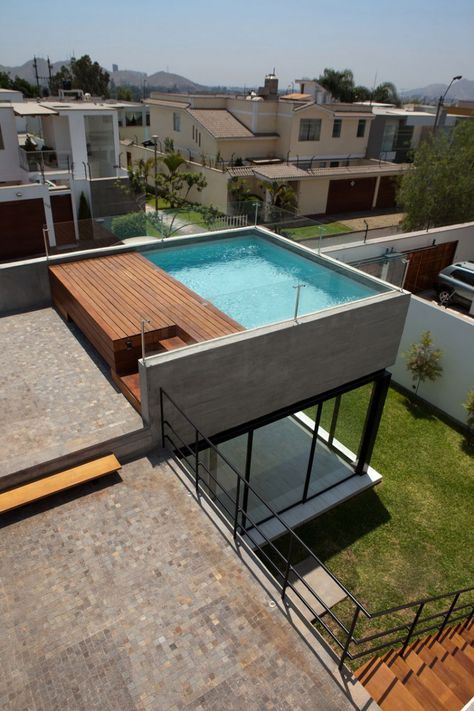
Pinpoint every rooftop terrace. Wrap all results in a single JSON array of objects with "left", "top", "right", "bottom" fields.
[{"left": 0, "top": 454, "right": 363, "bottom": 710}]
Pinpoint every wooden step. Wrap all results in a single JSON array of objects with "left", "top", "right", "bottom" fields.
[
  {"left": 158, "top": 335, "right": 190, "bottom": 351},
  {"left": 413, "top": 638, "right": 473, "bottom": 704},
  {"left": 438, "top": 631, "right": 474, "bottom": 676},
  {"left": 400, "top": 648, "right": 465, "bottom": 710},
  {"left": 0, "top": 454, "right": 121, "bottom": 514},
  {"left": 361, "top": 659, "right": 425, "bottom": 711},
  {"left": 456, "top": 620, "right": 474, "bottom": 644},
  {"left": 384, "top": 650, "right": 448, "bottom": 711},
  {"left": 112, "top": 369, "right": 141, "bottom": 412},
  {"left": 449, "top": 631, "right": 474, "bottom": 662}
]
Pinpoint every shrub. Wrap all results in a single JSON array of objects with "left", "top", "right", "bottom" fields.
[{"left": 110, "top": 211, "right": 147, "bottom": 238}]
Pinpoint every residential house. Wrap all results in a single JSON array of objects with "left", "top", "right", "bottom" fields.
[{"left": 143, "top": 74, "right": 409, "bottom": 215}]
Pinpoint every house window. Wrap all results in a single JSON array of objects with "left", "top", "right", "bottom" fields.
[
  {"left": 173, "top": 112, "right": 181, "bottom": 132},
  {"left": 330, "top": 161, "right": 339, "bottom": 167},
  {"left": 299, "top": 118, "right": 321, "bottom": 141},
  {"left": 357, "top": 119, "right": 367, "bottom": 138},
  {"left": 332, "top": 119, "right": 342, "bottom": 138}
]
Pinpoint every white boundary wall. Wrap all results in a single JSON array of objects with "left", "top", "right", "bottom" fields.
[
  {"left": 321, "top": 221, "right": 474, "bottom": 264},
  {"left": 389, "top": 296, "right": 474, "bottom": 426}
]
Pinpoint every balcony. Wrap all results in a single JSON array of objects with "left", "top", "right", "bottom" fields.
[{"left": 19, "top": 147, "right": 72, "bottom": 175}]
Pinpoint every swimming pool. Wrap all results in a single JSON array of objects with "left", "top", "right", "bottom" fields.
[{"left": 142, "top": 233, "right": 390, "bottom": 329}]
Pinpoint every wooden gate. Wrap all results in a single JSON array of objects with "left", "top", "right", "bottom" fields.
[
  {"left": 326, "top": 177, "right": 376, "bottom": 214},
  {"left": 403, "top": 241, "right": 458, "bottom": 293},
  {"left": 0, "top": 198, "right": 46, "bottom": 261}
]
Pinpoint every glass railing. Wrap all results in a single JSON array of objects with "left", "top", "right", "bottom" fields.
[{"left": 19, "top": 147, "right": 73, "bottom": 173}]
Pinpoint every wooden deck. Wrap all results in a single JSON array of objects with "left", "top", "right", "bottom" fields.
[{"left": 49, "top": 252, "right": 243, "bottom": 399}]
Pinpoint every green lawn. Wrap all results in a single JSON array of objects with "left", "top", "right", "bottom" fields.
[
  {"left": 265, "top": 386, "right": 473, "bottom": 641},
  {"left": 281, "top": 222, "right": 352, "bottom": 241}
]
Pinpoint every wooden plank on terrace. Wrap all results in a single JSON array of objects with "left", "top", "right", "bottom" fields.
[{"left": 49, "top": 251, "right": 243, "bottom": 375}]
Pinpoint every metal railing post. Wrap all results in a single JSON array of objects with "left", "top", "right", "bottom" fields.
[
  {"left": 437, "top": 592, "right": 460, "bottom": 638},
  {"left": 141, "top": 318, "right": 151, "bottom": 364},
  {"left": 339, "top": 606, "right": 360, "bottom": 669},
  {"left": 254, "top": 202, "right": 259, "bottom": 226},
  {"left": 402, "top": 602, "right": 425, "bottom": 654},
  {"left": 281, "top": 535, "right": 294, "bottom": 601},
  {"left": 233, "top": 476, "right": 241, "bottom": 539},
  {"left": 195, "top": 429, "right": 200, "bottom": 495},
  {"left": 159, "top": 388, "right": 165, "bottom": 448},
  {"left": 293, "top": 283, "right": 305, "bottom": 322}
]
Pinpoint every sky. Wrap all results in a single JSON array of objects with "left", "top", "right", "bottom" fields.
[{"left": 1, "top": 0, "right": 472, "bottom": 90}]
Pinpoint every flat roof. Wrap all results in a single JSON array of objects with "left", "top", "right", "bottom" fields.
[{"left": 11, "top": 103, "right": 58, "bottom": 116}]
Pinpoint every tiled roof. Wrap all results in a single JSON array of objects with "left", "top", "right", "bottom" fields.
[
  {"left": 187, "top": 109, "right": 254, "bottom": 138},
  {"left": 253, "top": 163, "right": 310, "bottom": 180}
]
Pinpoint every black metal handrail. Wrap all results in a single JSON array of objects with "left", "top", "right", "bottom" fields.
[{"left": 159, "top": 388, "right": 474, "bottom": 669}]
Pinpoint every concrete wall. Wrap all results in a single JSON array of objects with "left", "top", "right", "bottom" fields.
[
  {"left": 141, "top": 290, "right": 410, "bottom": 442},
  {"left": 0, "top": 106, "right": 22, "bottom": 182},
  {"left": 322, "top": 221, "right": 474, "bottom": 265},
  {"left": 389, "top": 296, "right": 474, "bottom": 425},
  {"left": 0, "top": 258, "right": 51, "bottom": 315}
]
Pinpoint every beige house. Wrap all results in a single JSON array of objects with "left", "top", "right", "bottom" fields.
[{"left": 145, "top": 75, "right": 409, "bottom": 216}]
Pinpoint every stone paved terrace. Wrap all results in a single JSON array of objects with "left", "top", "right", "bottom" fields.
[
  {"left": 0, "top": 454, "right": 371, "bottom": 710},
  {"left": 0, "top": 308, "right": 143, "bottom": 480}
]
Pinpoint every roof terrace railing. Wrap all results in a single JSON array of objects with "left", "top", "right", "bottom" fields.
[{"left": 159, "top": 387, "right": 474, "bottom": 669}]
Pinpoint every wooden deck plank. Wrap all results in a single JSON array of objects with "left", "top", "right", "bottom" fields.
[{"left": 49, "top": 251, "right": 243, "bottom": 375}]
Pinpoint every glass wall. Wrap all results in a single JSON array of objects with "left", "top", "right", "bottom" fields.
[
  {"left": 201, "top": 373, "right": 387, "bottom": 529},
  {"left": 84, "top": 115, "right": 115, "bottom": 178}
]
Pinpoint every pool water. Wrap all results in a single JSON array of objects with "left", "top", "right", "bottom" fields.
[{"left": 143, "top": 234, "right": 389, "bottom": 329}]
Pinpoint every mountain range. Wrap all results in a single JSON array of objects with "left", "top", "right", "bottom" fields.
[
  {"left": 2, "top": 58, "right": 474, "bottom": 100},
  {"left": 0, "top": 58, "right": 206, "bottom": 92}
]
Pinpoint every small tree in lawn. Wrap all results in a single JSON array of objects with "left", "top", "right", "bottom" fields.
[
  {"left": 463, "top": 389, "right": 474, "bottom": 446},
  {"left": 403, "top": 330, "right": 443, "bottom": 396}
]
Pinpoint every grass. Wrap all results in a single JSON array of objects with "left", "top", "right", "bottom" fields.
[
  {"left": 263, "top": 385, "right": 473, "bottom": 648},
  {"left": 281, "top": 221, "right": 352, "bottom": 241}
]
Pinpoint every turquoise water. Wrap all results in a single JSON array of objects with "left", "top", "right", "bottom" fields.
[{"left": 143, "top": 234, "right": 389, "bottom": 329}]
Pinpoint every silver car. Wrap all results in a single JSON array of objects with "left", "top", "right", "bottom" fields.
[{"left": 436, "top": 262, "right": 474, "bottom": 307}]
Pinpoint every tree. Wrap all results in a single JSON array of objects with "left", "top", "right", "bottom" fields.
[
  {"left": 117, "top": 86, "right": 133, "bottom": 101},
  {"left": 372, "top": 82, "right": 400, "bottom": 105},
  {"left": 403, "top": 331, "right": 443, "bottom": 395},
  {"left": 398, "top": 121, "right": 474, "bottom": 230},
  {"left": 262, "top": 181, "right": 297, "bottom": 211},
  {"left": 0, "top": 71, "right": 39, "bottom": 97},
  {"left": 50, "top": 55, "right": 110, "bottom": 97},
  {"left": 318, "top": 68, "right": 355, "bottom": 102},
  {"left": 156, "top": 152, "right": 207, "bottom": 208}
]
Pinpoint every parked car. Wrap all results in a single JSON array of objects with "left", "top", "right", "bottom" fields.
[{"left": 436, "top": 262, "right": 474, "bottom": 307}]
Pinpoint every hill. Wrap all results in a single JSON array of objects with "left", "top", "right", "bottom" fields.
[{"left": 401, "top": 78, "right": 474, "bottom": 102}]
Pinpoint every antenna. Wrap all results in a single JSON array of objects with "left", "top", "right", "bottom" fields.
[{"left": 370, "top": 70, "right": 378, "bottom": 105}]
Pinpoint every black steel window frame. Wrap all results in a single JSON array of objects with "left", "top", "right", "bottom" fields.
[{"left": 205, "top": 369, "right": 390, "bottom": 526}]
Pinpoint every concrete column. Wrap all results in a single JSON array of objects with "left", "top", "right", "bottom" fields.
[{"left": 372, "top": 175, "right": 381, "bottom": 209}]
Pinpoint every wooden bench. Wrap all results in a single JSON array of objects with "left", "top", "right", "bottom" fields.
[{"left": 0, "top": 454, "right": 121, "bottom": 514}]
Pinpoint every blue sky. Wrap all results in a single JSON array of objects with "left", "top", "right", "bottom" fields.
[{"left": 1, "top": 0, "right": 472, "bottom": 90}]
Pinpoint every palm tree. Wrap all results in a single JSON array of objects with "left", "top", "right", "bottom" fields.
[
  {"left": 372, "top": 82, "right": 400, "bottom": 105},
  {"left": 318, "top": 68, "right": 355, "bottom": 102}
]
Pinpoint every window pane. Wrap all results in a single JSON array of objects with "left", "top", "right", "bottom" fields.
[
  {"left": 357, "top": 119, "right": 366, "bottom": 138},
  {"left": 299, "top": 118, "right": 321, "bottom": 141},
  {"left": 332, "top": 119, "right": 342, "bottom": 138}
]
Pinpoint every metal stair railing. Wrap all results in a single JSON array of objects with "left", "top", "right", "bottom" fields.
[{"left": 159, "top": 387, "right": 474, "bottom": 669}]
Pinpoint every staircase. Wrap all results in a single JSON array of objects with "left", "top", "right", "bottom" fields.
[{"left": 355, "top": 621, "right": 474, "bottom": 710}]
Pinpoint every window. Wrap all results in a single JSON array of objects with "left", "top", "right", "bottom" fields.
[
  {"left": 452, "top": 269, "right": 474, "bottom": 286},
  {"left": 299, "top": 118, "right": 321, "bottom": 141},
  {"left": 173, "top": 112, "right": 181, "bottom": 132},
  {"left": 332, "top": 119, "right": 342, "bottom": 138},
  {"left": 330, "top": 161, "right": 339, "bottom": 167},
  {"left": 357, "top": 119, "right": 367, "bottom": 138}
]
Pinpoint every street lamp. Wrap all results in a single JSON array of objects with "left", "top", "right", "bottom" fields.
[
  {"left": 152, "top": 134, "right": 158, "bottom": 212},
  {"left": 434, "top": 75, "right": 462, "bottom": 132}
]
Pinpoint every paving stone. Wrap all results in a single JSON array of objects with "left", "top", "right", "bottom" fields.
[
  {"left": 0, "top": 308, "right": 142, "bottom": 479},
  {"left": 0, "top": 454, "right": 356, "bottom": 709}
]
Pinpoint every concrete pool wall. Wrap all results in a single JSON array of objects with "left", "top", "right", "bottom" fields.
[{"left": 140, "top": 288, "right": 410, "bottom": 442}]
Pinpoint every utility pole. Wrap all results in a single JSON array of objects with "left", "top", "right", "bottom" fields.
[
  {"left": 33, "top": 56, "right": 40, "bottom": 94},
  {"left": 47, "top": 57, "right": 53, "bottom": 94}
]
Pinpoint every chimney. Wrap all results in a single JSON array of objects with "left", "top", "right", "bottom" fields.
[{"left": 258, "top": 72, "right": 279, "bottom": 99}]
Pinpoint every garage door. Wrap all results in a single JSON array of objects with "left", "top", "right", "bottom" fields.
[
  {"left": 0, "top": 198, "right": 46, "bottom": 261},
  {"left": 326, "top": 177, "right": 377, "bottom": 214},
  {"left": 403, "top": 241, "right": 458, "bottom": 293},
  {"left": 376, "top": 176, "right": 398, "bottom": 209}
]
